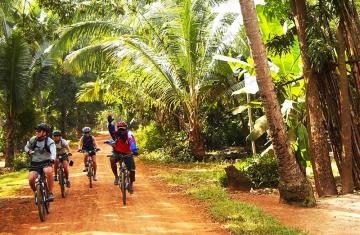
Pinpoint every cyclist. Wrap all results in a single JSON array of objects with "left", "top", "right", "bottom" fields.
[
  {"left": 53, "top": 130, "right": 72, "bottom": 188},
  {"left": 108, "top": 118, "right": 137, "bottom": 193},
  {"left": 25, "top": 123, "right": 56, "bottom": 202},
  {"left": 78, "top": 127, "right": 99, "bottom": 181}
]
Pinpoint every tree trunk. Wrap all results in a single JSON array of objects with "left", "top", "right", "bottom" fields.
[
  {"left": 336, "top": 25, "right": 354, "bottom": 193},
  {"left": 239, "top": 0, "right": 315, "bottom": 207},
  {"left": 189, "top": 119, "right": 205, "bottom": 161},
  {"left": 5, "top": 114, "right": 16, "bottom": 168},
  {"left": 290, "top": 0, "right": 337, "bottom": 197}
]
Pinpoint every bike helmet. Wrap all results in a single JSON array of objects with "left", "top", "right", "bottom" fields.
[
  {"left": 53, "top": 130, "right": 61, "bottom": 136},
  {"left": 35, "top": 123, "right": 50, "bottom": 133},
  {"left": 116, "top": 121, "right": 128, "bottom": 130},
  {"left": 82, "top": 127, "right": 91, "bottom": 134}
]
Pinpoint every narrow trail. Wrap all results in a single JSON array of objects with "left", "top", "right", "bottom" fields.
[{"left": 0, "top": 134, "right": 226, "bottom": 235}]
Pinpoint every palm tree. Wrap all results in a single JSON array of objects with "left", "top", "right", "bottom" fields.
[
  {"left": 0, "top": 30, "right": 32, "bottom": 167},
  {"left": 54, "top": 0, "right": 242, "bottom": 160},
  {"left": 238, "top": 0, "right": 315, "bottom": 206}
]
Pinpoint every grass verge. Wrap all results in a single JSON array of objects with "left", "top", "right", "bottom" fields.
[
  {"left": 146, "top": 160, "right": 306, "bottom": 235},
  {"left": 0, "top": 170, "right": 28, "bottom": 198}
]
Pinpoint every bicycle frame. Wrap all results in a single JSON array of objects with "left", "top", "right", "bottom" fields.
[
  {"left": 116, "top": 154, "right": 130, "bottom": 205},
  {"left": 35, "top": 170, "right": 50, "bottom": 221},
  {"left": 57, "top": 154, "right": 67, "bottom": 198}
]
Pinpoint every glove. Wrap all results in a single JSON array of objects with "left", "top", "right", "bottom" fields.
[
  {"left": 107, "top": 115, "right": 114, "bottom": 123},
  {"left": 68, "top": 153, "right": 72, "bottom": 157}
]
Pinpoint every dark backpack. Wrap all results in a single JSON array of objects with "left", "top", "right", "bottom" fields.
[{"left": 30, "top": 137, "right": 51, "bottom": 153}]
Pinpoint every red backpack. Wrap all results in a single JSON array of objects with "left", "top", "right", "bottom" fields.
[{"left": 114, "top": 138, "right": 131, "bottom": 153}]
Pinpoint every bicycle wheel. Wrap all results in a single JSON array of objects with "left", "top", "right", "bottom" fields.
[
  {"left": 36, "top": 184, "right": 45, "bottom": 222},
  {"left": 59, "top": 168, "right": 66, "bottom": 198},
  {"left": 121, "top": 171, "right": 126, "bottom": 205},
  {"left": 44, "top": 181, "right": 50, "bottom": 213},
  {"left": 88, "top": 166, "right": 93, "bottom": 188}
]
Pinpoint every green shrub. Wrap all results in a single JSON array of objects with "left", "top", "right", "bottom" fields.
[
  {"left": 136, "top": 123, "right": 164, "bottom": 152},
  {"left": 217, "top": 170, "right": 229, "bottom": 188},
  {"left": 235, "top": 154, "right": 279, "bottom": 188},
  {"left": 13, "top": 152, "right": 31, "bottom": 171}
]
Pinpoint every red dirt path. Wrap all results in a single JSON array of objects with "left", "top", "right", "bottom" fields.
[{"left": 0, "top": 135, "right": 226, "bottom": 235}]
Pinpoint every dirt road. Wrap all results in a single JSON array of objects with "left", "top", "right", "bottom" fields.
[{"left": 0, "top": 135, "right": 225, "bottom": 235}]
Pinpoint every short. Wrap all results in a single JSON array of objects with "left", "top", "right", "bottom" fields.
[
  {"left": 28, "top": 160, "right": 52, "bottom": 173},
  {"left": 112, "top": 152, "right": 136, "bottom": 171}
]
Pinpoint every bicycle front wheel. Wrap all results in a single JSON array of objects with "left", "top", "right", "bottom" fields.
[
  {"left": 36, "top": 184, "right": 45, "bottom": 222},
  {"left": 120, "top": 172, "right": 126, "bottom": 205},
  {"left": 88, "top": 167, "right": 93, "bottom": 188}
]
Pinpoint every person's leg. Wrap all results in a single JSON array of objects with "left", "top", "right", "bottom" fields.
[
  {"left": 83, "top": 152, "right": 88, "bottom": 172},
  {"left": 63, "top": 161, "right": 71, "bottom": 187},
  {"left": 93, "top": 155, "right": 98, "bottom": 180},
  {"left": 43, "top": 166, "right": 54, "bottom": 193},
  {"left": 124, "top": 155, "right": 136, "bottom": 193},
  {"left": 63, "top": 161, "right": 69, "bottom": 179},
  {"left": 124, "top": 155, "right": 136, "bottom": 182},
  {"left": 28, "top": 171, "right": 38, "bottom": 192},
  {"left": 93, "top": 155, "right": 97, "bottom": 173},
  {"left": 110, "top": 156, "right": 119, "bottom": 185},
  {"left": 54, "top": 159, "right": 59, "bottom": 180},
  {"left": 110, "top": 157, "right": 118, "bottom": 176}
]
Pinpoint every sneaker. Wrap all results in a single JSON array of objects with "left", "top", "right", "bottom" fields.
[
  {"left": 128, "top": 182, "right": 134, "bottom": 194},
  {"left": 83, "top": 167, "right": 88, "bottom": 172},
  {"left": 48, "top": 193, "right": 55, "bottom": 202},
  {"left": 93, "top": 174, "right": 98, "bottom": 181},
  {"left": 54, "top": 176, "right": 58, "bottom": 181},
  {"left": 114, "top": 176, "right": 119, "bottom": 185},
  {"left": 66, "top": 180, "right": 71, "bottom": 188}
]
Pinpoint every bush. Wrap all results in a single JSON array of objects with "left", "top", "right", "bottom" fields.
[
  {"left": 136, "top": 123, "right": 164, "bottom": 152},
  {"left": 235, "top": 154, "right": 279, "bottom": 188},
  {"left": 13, "top": 152, "right": 30, "bottom": 171}
]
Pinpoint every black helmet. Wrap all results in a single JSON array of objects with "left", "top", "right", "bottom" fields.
[
  {"left": 35, "top": 123, "right": 50, "bottom": 133},
  {"left": 53, "top": 130, "right": 61, "bottom": 136}
]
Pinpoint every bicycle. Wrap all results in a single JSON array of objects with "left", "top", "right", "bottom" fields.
[
  {"left": 29, "top": 162, "right": 52, "bottom": 222},
  {"left": 57, "top": 153, "right": 72, "bottom": 198},
  {"left": 78, "top": 149, "right": 99, "bottom": 188},
  {"left": 116, "top": 153, "right": 131, "bottom": 206}
]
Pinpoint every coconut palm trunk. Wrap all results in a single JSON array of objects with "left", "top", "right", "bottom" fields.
[
  {"left": 239, "top": 0, "right": 315, "bottom": 206},
  {"left": 290, "top": 0, "right": 337, "bottom": 196},
  {"left": 336, "top": 24, "right": 354, "bottom": 193}
]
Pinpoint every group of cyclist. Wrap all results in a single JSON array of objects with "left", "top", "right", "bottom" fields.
[{"left": 25, "top": 115, "right": 138, "bottom": 202}]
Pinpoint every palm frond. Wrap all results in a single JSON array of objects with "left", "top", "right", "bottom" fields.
[{"left": 52, "top": 21, "right": 132, "bottom": 56}]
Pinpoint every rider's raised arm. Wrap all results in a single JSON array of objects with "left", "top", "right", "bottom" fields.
[{"left": 108, "top": 122, "right": 116, "bottom": 140}]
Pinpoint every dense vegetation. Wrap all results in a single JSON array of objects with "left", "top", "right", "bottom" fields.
[{"left": 1, "top": 0, "right": 360, "bottom": 207}]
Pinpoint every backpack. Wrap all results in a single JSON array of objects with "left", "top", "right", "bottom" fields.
[
  {"left": 114, "top": 138, "right": 131, "bottom": 153},
  {"left": 30, "top": 137, "right": 51, "bottom": 153}
]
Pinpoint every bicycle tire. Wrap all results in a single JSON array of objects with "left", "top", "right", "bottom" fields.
[
  {"left": 121, "top": 171, "right": 126, "bottom": 205},
  {"left": 36, "top": 184, "right": 45, "bottom": 222},
  {"left": 44, "top": 181, "right": 50, "bottom": 213},
  {"left": 88, "top": 166, "right": 93, "bottom": 188},
  {"left": 59, "top": 168, "right": 66, "bottom": 198}
]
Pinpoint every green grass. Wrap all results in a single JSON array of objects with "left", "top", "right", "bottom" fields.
[
  {"left": 153, "top": 162, "right": 306, "bottom": 235},
  {"left": 0, "top": 170, "right": 28, "bottom": 198}
]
